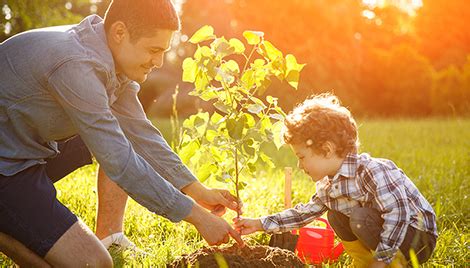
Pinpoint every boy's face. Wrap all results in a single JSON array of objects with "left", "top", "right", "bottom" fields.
[
  {"left": 110, "top": 26, "right": 174, "bottom": 83},
  {"left": 291, "top": 142, "right": 339, "bottom": 182}
]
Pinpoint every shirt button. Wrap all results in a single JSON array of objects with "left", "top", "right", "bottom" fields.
[{"left": 334, "top": 185, "right": 339, "bottom": 189}]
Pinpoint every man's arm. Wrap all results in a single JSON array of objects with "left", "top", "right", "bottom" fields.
[
  {"left": 47, "top": 61, "right": 193, "bottom": 222},
  {"left": 109, "top": 81, "right": 197, "bottom": 190},
  {"left": 48, "top": 62, "right": 243, "bottom": 246},
  {"left": 110, "top": 82, "right": 241, "bottom": 215}
]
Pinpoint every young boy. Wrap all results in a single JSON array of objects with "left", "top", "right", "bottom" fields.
[{"left": 234, "top": 93, "right": 437, "bottom": 267}]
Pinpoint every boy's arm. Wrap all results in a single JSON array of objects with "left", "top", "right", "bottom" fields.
[
  {"left": 110, "top": 81, "right": 197, "bottom": 190},
  {"left": 261, "top": 194, "right": 327, "bottom": 233},
  {"left": 362, "top": 166, "right": 411, "bottom": 264},
  {"left": 47, "top": 60, "right": 193, "bottom": 222}
]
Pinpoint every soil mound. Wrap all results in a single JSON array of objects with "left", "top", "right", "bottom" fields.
[{"left": 168, "top": 244, "right": 305, "bottom": 268}]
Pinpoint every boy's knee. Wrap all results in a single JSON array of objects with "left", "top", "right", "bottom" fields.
[
  {"left": 327, "top": 210, "right": 348, "bottom": 228},
  {"left": 349, "top": 207, "right": 382, "bottom": 238}
]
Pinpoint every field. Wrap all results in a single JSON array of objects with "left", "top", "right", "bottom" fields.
[{"left": 1, "top": 118, "right": 469, "bottom": 267}]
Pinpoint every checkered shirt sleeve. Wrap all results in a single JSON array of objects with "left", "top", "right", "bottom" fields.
[{"left": 260, "top": 194, "right": 328, "bottom": 233}]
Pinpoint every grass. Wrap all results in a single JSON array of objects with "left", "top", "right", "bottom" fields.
[{"left": 1, "top": 118, "right": 469, "bottom": 267}]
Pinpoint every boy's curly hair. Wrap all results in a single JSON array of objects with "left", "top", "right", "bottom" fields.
[{"left": 283, "top": 93, "right": 359, "bottom": 157}]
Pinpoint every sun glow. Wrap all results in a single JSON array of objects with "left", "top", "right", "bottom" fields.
[{"left": 362, "top": 0, "right": 423, "bottom": 15}]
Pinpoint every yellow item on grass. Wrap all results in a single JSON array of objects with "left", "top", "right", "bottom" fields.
[
  {"left": 342, "top": 240, "right": 374, "bottom": 268},
  {"left": 389, "top": 250, "right": 408, "bottom": 268},
  {"left": 342, "top": 239, "right": 409, "bottom": 268}
]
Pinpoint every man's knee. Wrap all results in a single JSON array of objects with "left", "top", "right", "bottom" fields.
[
  {"left": 93, "top": 250, "right": 113, "bottom": 268},
  {"left": 45, "top": 221, "right": 113, "bottom": 267}
]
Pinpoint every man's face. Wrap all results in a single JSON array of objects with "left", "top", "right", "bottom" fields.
[{"left": 112, "top": 29, "right": 174, "bottom": 83}]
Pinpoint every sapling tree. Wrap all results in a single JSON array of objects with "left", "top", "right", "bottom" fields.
[{"left": 177, "top": 25, "right": 305, "bottom": 218}]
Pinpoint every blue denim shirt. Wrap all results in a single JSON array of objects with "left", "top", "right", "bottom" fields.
[{"left": 0, "top": 15, "right": 196, "bottom": 222}]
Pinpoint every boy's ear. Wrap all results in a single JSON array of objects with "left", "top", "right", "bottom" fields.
[{"left": 322, "top": 141, "right": 336, "bottom": 158}]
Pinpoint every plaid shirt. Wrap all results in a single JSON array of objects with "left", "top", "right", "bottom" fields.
[{"left": 261, "top": 153, "right": 437, "bottom": 264}]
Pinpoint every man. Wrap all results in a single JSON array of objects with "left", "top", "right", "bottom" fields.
[{"left": 0, "top": 0, "right": 243, "bottom": 266}]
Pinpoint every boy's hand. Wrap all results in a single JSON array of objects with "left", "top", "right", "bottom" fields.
[{"left": 232, "top": 217, "right": 263, "bottom": 235}]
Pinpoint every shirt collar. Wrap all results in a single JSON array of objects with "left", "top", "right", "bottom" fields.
[
  {"left": 74, "top": 15, "right": 133, "bottom": 89},
  {"left": 330, "top": 153, "right": 359, "bottom": 182},
  {"left": 73, "top": 15, "right": 116, "bottom": 77}
]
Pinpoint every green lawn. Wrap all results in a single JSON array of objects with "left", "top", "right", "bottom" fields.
[{"left": 1, "top": 118, "right": 469, "bottom": 267}]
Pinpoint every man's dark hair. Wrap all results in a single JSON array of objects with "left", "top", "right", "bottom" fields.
[{"left": 104, "top": 0, "right": 180, "bottom": 40}]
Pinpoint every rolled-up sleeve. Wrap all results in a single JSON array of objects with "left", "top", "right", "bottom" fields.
[
  {"left": 110, "top": 81, "right": 198, "bottom": 190},
  {"left": 47, "top": 60, "right": 193, "bottom": 222}
]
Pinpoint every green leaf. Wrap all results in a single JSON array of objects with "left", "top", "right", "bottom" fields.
[
  {"left": 256, "top": 77, "right": 272, "bottom": 96},
  {"left": 227, "top": 116, "right": 246, "bottom": 140},
  {"left": 262, "top": 41, "right": 283, "bottom": 61},
  {"left": 260, "top": 116, "right": 273, "bottom": 134},
  {"left": 210, "top": 112, "right": 224, "bottom": 124},
  {"left": 229, "top": 38, "right": 245, "bottom": 54},
  {"left": 205, "top": 129, "right": 218, "bottom": 143},
  {"left": 286, "top": 70, "right": 300, "bottom": 89},
  {"left": 178, "top": 140, "right": 199, "bottom": 163},
  {"left": 253, "top": 59, "right": 266, "bottom": 67},
  {"left": 260, "top": 152, "right": 275, "bottom": 168},
  {"left": 247, "top": 104, "right": 264, "bottom": 114},
  {"left": 214, "top": 101, "right": 230, "bottom": 114},
  {"left": 194, "top": 46, "right": 213, "bottom": 60},
  {"left": 285, "top": 54, "right": 305, "bottom": 89},
  {"left": 189, "top": 25, "right": 216, "bottom": 44},
  {"left": 241, "top": 69, "right": 255, "bottom": 89},
  {"left": 182, "top": 58, "right": 198, "bottom": 83},
  {"left": 210, "top": 146, "right": 223, "bottom": 162},
  {"left": 199, "top": 87, "right": 218, "bottom": 101},
  {"left": 224, "top": 60, "right": 240, "bottom": 74},
  {"left": 237, "top": 181, "right": 248, "bottom": 191},
  {"left": 243, "top": 30, "right": 264, "bottom": 45},
  {"left": 211, "top": 37, "right": 235, "bottom": 58},
  {"left": 197, "top": 163, "right": 218, "bottom": 182},
  {"left": 243, "top": 139, "right": 255, "bottom": 156},
  {"left": 244, "top": 113, "right": 256, "bottom": 128},
  {"left": 266, "top": 96, "right": 278, "bottom": 105},
  {"left": 215, "top": 67, "right": 235, "bottom": 85},
  {"left": 195, "top": 72, "right": 210, "bottom": 92},
  {"left": 286, "top": 54, "right": 305, "bottom": 72},
  {"left": 272, "top": 121, "right": 285, "bottom": 149},
  {"left": 269, "top": 113, "right": 284, "bottom": 121}
]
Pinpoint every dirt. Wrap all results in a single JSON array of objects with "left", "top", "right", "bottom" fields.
[{"left": 167, "top": 244, "right": 305, "bottom": 268}]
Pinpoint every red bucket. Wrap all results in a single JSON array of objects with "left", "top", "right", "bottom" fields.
[{"left": 295, "top": 217, "right": 344, "bottom": 264}]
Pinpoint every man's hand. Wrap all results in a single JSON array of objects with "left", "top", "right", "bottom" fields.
[
  {"left": 185, "top": 204, "right": 244, "bottom": 247},
  {"left": 232, "top": 217, "right": 263, "bottom": 235},
  {"left": 182, "top": 182, "right": 242, "bottom": 216}
]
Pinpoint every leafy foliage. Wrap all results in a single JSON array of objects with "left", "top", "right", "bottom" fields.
[{"left": 178, "top": 25, "right": 304, "bottom": 210}]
